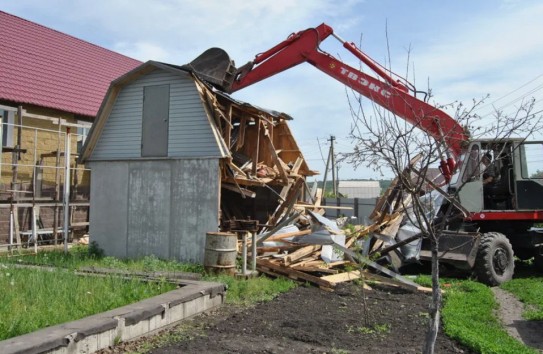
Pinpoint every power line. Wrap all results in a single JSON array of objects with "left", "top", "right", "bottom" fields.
[{"left": 475, "top": 72, "right": 543, "bottom": 112}]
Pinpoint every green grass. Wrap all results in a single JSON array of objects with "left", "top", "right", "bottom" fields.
[
  {"left": 500, "top": 277, "right": 543, "bottom": 320},
  {"left": 0, "top": 265, "right": 176, "bottom": 340},
  {"left": 206, "top": 273, "right": 296, "bottom": 305},
  {"left": 0, "top": 246, "right": 297, "bottom": 342},
  {"left": 3, "top": 245, "right": 204, "bottom": 273},
  {"left": 2, "top": 246, "right": 297, "bottom": 306},
  {"left": 441, "top": 281, "right": 537, "bottom": 354}
]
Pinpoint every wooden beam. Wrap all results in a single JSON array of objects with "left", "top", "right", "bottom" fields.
[
  {"left": 320, "top": 271, "right": 372, "bottom": 290},
  {"left": 252, "top": 120, "right": 261, "bottom": 176},
  {"left": 236, "top": 116, "right": 246, "bottom": 150},
  {"left": 221, "top": 183, "right": 256, "bottom": 198},
  {"left": 225, "top": 103, "right": 233, "bottom": 148},
  {"left": 262, "top": 126, "right": 289, "bottom": 184},
  {"left": 265, "top": 228, "right": 311, "bottom": 242},
  {"left": 284, "top": 244, "right": 321, "bottom": 266},
  {"left": 294, "top": 204, "right": 353, "bottom": 210},
  {"left": 257, "top": 258, "right": 333, "bottom": 289}
]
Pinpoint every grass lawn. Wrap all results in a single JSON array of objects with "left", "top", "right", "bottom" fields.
[
  {"left": 442, "top": 280, "right": 537, "bottom": 354},
  {"left": 500, "top": 277, "right": 543, "bottom": 320},
  {"left": 417, "top": 271, "right": 543, "bottom": 354},
  {"left": 0, "top": 265, "right": 176, "bottom": 340},
  {"left": 0, "top": 245, "right": 296, "bottom": 340}
]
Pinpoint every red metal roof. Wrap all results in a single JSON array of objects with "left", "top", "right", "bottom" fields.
[{"left": 0, "top": 11, "right": 142, "bottom": 118}]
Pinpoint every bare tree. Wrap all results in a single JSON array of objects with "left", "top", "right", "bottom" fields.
[{"left": 341, "top": 86, "right": 542, "bottom": 353}]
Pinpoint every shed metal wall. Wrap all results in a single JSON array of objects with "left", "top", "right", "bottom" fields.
[
  {"left": 88, "top": 162, "right": 129, "bottom": 258},
  {"left": 88, "top": 159, "right": 220, "bottom": 263},
  {"left": 90, "top": 68, "right": 222, "bottom": 160}
]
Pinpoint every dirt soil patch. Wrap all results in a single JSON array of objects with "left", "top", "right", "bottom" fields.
[{"left": 108, "top": 283, "right": 471, "bottom": 353}]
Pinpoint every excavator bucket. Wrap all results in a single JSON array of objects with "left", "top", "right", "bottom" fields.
[{"left": 182, "top": 48, "right": 237, "bottom": 92}]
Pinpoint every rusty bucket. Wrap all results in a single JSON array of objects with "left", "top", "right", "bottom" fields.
[{"left": 204, "top": 232, "right": 237, "bottom": 275}]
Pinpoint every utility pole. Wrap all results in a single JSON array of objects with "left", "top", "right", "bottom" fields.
[
  {"left": 322, "top": 138, "right": 332, "bottom": 196},
  {"left": 330, "top": 135, "right": 337, "bottom": 196},
  {"left": 322, "top": 135, "right": 337, "bottom": 197}
]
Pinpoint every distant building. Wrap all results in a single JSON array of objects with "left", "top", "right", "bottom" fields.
[{"left": 337, "top": 180, "right": 381, "bottom": 198}]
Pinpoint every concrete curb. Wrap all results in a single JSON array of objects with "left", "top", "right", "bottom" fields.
[{"left": 0, "top": 280, "right": 226, "bottom": 354}]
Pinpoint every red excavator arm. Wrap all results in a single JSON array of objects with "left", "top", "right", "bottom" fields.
[{"left": 188, "top": 23, "right": 468, "bottom": 182}]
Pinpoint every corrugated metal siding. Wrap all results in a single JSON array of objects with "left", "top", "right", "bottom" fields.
[
  {"left": 87, "top": 159, "right": 220, "bottom": 263},
  {"left": 90, "top": 68, "right": 221, "bottom": 160},
  {"left": 88, "top": 161, "right": 129, "bottom": 258}
]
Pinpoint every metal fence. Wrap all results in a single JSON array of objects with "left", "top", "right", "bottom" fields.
[{"left": 322, "top": 197, "right": 378, "bottom": 224}]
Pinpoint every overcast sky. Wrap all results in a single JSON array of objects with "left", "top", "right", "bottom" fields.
[{"left": 2, "top": 0, "right": 543, "bottom": 180}]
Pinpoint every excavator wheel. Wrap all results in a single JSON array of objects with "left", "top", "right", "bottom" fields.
[{"left": 474, "top": 232, "right": 514, "bottom": 286}]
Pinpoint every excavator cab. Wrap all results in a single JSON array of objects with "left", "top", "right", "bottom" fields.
[{"left": 452, "top": 139, "right": 543, "bottom": 213}]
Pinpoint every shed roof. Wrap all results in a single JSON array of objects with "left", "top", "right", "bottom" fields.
[
  {"left": 0, "top": 11, "right": 141, "bottom": 118},
  {"left": 81, "top": 61, "right": 298, "bottom": 162}
]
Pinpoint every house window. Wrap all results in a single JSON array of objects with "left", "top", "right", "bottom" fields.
[
  {"left": 76, "top": 120, "right": 91, "bottom": 154},
  {"left": 1, "top": 108, "right": 15, "bottom": 148}
]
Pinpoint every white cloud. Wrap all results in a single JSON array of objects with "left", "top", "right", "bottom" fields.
[
  {"left": 407, "top": 2, "right": 543, "bottom": 105},
  {"left": 2, "top": 0, "right": 542, "bottom": 179}
]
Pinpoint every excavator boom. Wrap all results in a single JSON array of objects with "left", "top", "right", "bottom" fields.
[{"left": 185, "top": 23, "right": 469, "bottom": 181}]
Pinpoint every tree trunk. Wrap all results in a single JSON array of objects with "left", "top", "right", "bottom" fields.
[{"left": 423, "top": 237, "right": 442, "bottom": 354}]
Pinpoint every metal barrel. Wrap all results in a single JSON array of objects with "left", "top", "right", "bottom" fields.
[{"left": 204, "top": 232, "right": 237, "bottom": 274}]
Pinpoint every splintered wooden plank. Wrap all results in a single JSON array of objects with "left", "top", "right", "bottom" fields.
[
  {"left": 313, "top": 188, "right": 323, "bottom": 211},
  {"left": 284, "top": 245, "right": 321, "bottom": 266},
  {"left": 362, "top": 271, "right": 435, "bottom": 293},
  {"left": 222, "top": 183, "right": 256, "bottom": 198},
  {"left": 225, "top": 103, "right": 233, "bottom": 148},
  {"left": 379, "top": 212, "right": 404, "bottom": 237},
  {"left": 291, "top": 265, "right": 339, "bottom": 274},
  {"left": 291, "top": 156, "right": 304, "bottom": 174},
  {"left": 321, "top": 270, "right": 363, "bottom": 284},
  {"left": 252, "top": 119, "right": 261, "bottom": 176},
  {"left": 257, "top": 259, "right": 334, "bottom": 289},
  {"left": 223, "top": 176, "right": 267, "bottom": 187},
  {"left": 266, "top": 228, "right": 311, "bottom": 241},
  {"left": 262, "top": 126, "right": 289, "bottom": 184},
  {"left": 266, "top": 177, "right": 304, "bottom": 226},
  {"left": 236, "top": 116, "right": 247, "bottom": 150},
  {"left": 320, "top": 270, "right": 373, "bottom": 290}
]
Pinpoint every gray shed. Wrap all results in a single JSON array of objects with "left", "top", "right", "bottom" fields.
[{"left": 80, "top": 61, "right": 229, "bottom": 263}]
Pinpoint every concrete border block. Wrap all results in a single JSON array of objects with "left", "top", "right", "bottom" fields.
[{"left": 0, "top": 281, "right": 225, "bottom": 354}]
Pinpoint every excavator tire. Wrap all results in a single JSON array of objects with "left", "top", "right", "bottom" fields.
[{"left": 474, "top": 232, "right": 514, "bottom": 286}]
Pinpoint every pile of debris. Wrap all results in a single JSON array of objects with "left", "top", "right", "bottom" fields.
[
  {"left": 196, "top": 77, "right": 432, "bottom": 292},
  {"left": 253, "top": 181, "right": 431, "bottom": 293}
]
